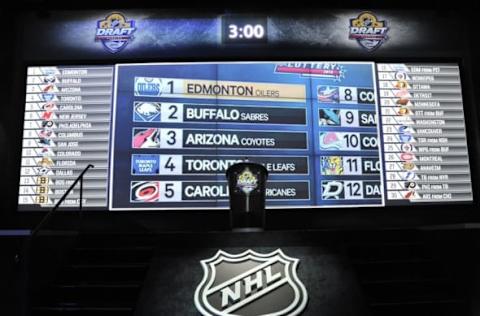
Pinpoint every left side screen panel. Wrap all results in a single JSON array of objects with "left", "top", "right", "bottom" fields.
[{"left": 18, "top": 66, "right": 114, "bottom": 210}]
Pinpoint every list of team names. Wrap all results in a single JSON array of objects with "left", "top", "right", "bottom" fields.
[
  {"left": 18, "top": 66, "right": 113, "bottom": 208},
  {"left": 127, "top": 73, "right": 310, "bottom": 206},
  {"left": 378, "top": 63, "right": 473, "bottom": 203}
]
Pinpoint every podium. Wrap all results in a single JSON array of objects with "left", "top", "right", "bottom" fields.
[{"left": 226, "top": 162, "right": 268, "bottom": 229}]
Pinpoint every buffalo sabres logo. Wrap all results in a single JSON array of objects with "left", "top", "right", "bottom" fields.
[
  {"left": 194, "top": 249, "right": 308, "bottom": 316},
  {"left": 95, "top": 12, "right": 136, "bottom": 53},
  {"left": 349, "top": 12, "right": 389, "bottom": 51}
]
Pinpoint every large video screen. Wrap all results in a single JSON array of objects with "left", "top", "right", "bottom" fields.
[{"left": 18, "top": 62, "right": 473, "bottom": 210}]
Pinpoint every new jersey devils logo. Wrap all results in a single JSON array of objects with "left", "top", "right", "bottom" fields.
[{"left": 194, "top": 249, "right": 308, "bottom": 316}]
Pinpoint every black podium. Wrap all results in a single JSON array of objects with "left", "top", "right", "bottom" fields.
[{"left": 226, "top": 162, "right": 268, "bottom": 229}]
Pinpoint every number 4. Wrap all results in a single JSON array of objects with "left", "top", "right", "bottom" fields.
[{"left": 159, "top": 155, "right": 182, "bottom": 175}]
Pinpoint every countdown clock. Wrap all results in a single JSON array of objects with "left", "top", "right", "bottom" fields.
[{"left": 221, "top": 15, "right": 268, "bottom": 44}]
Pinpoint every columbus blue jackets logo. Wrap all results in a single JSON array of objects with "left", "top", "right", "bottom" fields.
[
  {"left": 95, "top": 13, "right": 136, "bottom": 53},
  {"left": 194, "top": 249, "right": 308, "bottom": 316},
  {"left": 349, "top": 12, "right": 389, "bottom": 51},
  {"left": 317, "top": 86, "right": 339, "bottom": 103}
]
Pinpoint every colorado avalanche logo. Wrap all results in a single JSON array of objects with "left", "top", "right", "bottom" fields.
[
  {"left": 349, "top": 12, "right": 389, "bottom": 51},
  {"left": 95, "top": 12, "right": 136, "bottom": 53}
]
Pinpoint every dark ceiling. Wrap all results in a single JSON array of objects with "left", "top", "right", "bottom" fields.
[{"left": 1, "top": 0, "right": 479, "bottom": 11}]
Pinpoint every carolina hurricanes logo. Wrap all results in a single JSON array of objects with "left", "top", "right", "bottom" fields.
[{"left": 194, "top": 249, "right": 308, "bottom": 316}]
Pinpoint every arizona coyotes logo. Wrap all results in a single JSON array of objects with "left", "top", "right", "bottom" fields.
[{"left": 194, "top": 249, "right": 308, "bottom": 316}]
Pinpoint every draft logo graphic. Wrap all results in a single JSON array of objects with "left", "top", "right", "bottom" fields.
[
  {"left": 95, "top": 12, "right": 136, "bottom": 53},
  {"left": 236, "top": 167, "right": 258, "bottom": 195},
  {"left": 194, "top": 249, "right": 308, "bottom": 316},
  {"left": 349, "top": 12, "right": 389, "bottom": 51}
]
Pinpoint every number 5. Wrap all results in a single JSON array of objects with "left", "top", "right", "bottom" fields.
[{"left": 159, "top": 182, "right": 181, "bottom": 201}]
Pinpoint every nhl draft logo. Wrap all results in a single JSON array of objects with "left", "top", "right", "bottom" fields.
[
  {"left": 236, "top": 167, "right": 258, "bottom": 195},
  {"left": 194, "top": 249, "right": 308, "bottom": 316},
  {"left": 349, "top": 12, "right": 389, "bottom": 51},
  {"left": 95, "top": 12, "right": 136, "bottom": 53}
]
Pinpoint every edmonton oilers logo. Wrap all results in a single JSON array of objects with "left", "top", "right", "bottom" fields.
[
  {"left": 95, "top": 12, "right": 136, "bottom": 53},
  {"left": 134, "top": 77, "right": 163, "bottom": 97}
]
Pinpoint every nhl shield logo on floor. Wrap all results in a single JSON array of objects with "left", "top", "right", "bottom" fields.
[{"left": 194, "top": 249, "right": 308, "bottom": 316}]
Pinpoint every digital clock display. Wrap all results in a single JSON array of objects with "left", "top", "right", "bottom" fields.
[{"left": 222, "top": 16, "right": 268, "bottom": 43}]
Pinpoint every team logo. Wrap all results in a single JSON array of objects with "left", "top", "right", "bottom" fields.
[
  {"left": 402, "top": 171, "right": 416, "bottom": 181},
  {"left": 130, "top": 181, "right": 160, "bottom": 202},
  {"left": 349, "top": 12, "right": 389, "bottom": 51},
  {"left": 236, "top": 167, "right": 258, "bottom": 195},
  {"left": 131, "top": 154, "right": 160, "bottom": 175},
  {"left": 317, "top": 86, "right": 340, "bottom": 103},
  {"left": 319, "top": 132, "right": 343, "bottom": 150},
  {"left": 134, "top": 77, "right": 163, "bottom": 97},
  {"left": 319, "top": 109, "right": 340, "bottom": 125},
  {"left": 194, "top": 249, "right": 308, "bottom": 316},
  {"left": 42, "top": 93, "right": 55, "bottom": 102},
  {"left": 133, "top": 102, "right": 161, "bottom": 122},
  {"left": 43, "top": 74, "right": 56, "bottom": 84},
  {"left": 41, "top": 147, "right": 55, "bottom": 157},
  {"left": 321, "top": 180, "right": 344, "bottom": 200},
  {"left": 36, "top": 166, "right": 53, "bottom": 176},
  {"left": 95, "top": 12, "right": 136, "bottom": 53},
  {"left": 321, "top": 156, "right": 344, "bottom": 175},
  {"left": 132, "top": 128, "right": 160, "bottom": 148}
]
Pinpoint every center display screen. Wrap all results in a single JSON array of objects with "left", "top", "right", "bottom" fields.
[{"left": 17, "top": 62, "right": 473, "bottom": 210}]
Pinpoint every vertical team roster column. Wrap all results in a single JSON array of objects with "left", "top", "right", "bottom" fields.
[
  {"left": 311, "top": 62, "right": 384, "bottom": 206},
  {"left": 18, "top": 66, "right": 113, "bottom": 210},
  {"left": 378, "top": 63, "right": 473, "bottom": 204}
]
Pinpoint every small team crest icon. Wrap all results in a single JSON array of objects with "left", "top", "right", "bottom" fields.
[
  {"left": 133, "top": 102, "right": 161, "bottom": 122},
  {"left": 321, "top": 156, "right": 344, "bottom": 175},
  {"left": 321, "top": 180, "right": 344, "bottom": 200},
  {"left": 95, "top": 12, "right": 136, "bottom": 53},
  {"left": 349, "top": 12, "right": 389, "bottom": 51},
  {"left": 134, "top": 77, "right": 163, "bottom": 97},
  {"left": 317, "top": 86, "right": 339, "bottom": 103},
  {"left": 194, "top": 249, "right": 308, "bottom": 316},
  {"left": 42, "top": 93, "right": 55, "bottom": 102},
  {"left": 130, "top": 181, "right": 160, "bottom": 203},
  {"left": 319, "top": 132, "right": 343, "bottom": 150},
  {"left": 236, "top": 167, "right": 258, "bottom": 195},
  {"left": 319, "top": 109, "right": 340, "bottom": 126}
]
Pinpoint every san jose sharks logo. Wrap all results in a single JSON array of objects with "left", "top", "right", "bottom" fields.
[
  {"left": 194, "top": 249, "right": 308, "bottom": 316},
  {"left": 95, "top": 12, "right": 136, "bottom": 53},
  {"left": 349, "top": 12, "right": 389, "bottom": 51}
]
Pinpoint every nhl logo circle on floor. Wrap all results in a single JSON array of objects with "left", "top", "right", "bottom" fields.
[{"left": 194, "top": 249, "right": 308, "bottom": 316}]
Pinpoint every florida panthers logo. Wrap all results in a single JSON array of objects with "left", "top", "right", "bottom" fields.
[
  {"left": 95, "top": 12, "right": 136, "bottom": 53},
  {"left": 349, "top": 12, "right": 389, "bottom": 51},
  {"left": 194, "top": 249, "right": 308, "bottom": 316}
]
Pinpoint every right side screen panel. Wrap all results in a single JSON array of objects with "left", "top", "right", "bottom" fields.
[{"left": 378, "top": 63, "right": 473, "bottom": 205}]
